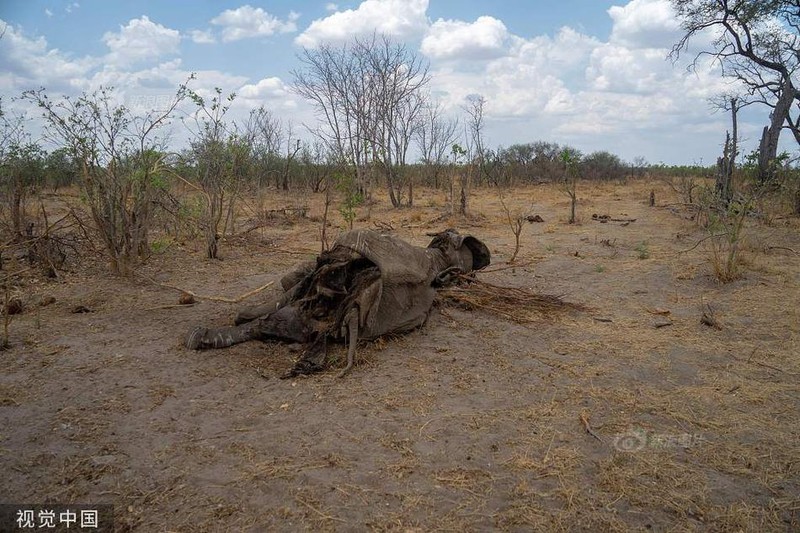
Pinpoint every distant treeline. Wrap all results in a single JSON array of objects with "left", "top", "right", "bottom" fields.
[{"left": 2, "top": 140, "right": 718, "bottom": 194}]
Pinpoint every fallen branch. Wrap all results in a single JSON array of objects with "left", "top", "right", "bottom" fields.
[
  {"left": 766, "top": 246, "right": 798, "bottom": 255},
  {"left": 726, "top": 348, "right": 797, "bottom": 376},
  {"left": 144, "top": 303, "right": 199, "bottom": 311},
  {"left": 678, "top": 232, "right": 729, "bottom": 255},
  {"left": 476, "top": 260, "right": 536, "bottom": 273},
  {"left": 138, "top": 274, "right": 274, "bottom": 304}
]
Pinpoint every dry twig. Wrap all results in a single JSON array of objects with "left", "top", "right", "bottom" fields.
[
  {"left": 139, "top": 274, "right": 274, "bottom": 304},
  {"left": 580, "top": 410, "right": 603, "bottom": 443}
]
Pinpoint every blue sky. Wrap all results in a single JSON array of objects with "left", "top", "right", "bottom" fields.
[{"left": 0, "top": 0, "right": 782, "bottom": 165}]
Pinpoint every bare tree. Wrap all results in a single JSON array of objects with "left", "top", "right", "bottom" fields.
[
  {"left": 712, "top": 95, "right": 739, "bottom": 205},
  {"left": 292, "top": 34, "right": 430, "bottom": 207},
  {"left": 293, "top": 40, "right": 371, "bottom": 195},
  {"left": 363, "top": 36, "right": 429, "bottom": 207},
  {"left": 281, "top": 121, "right": 301, "bottom": 191},
  {"left": 670, "top": 0, "right": 800, "bottom": 182},
  {"left": 415, "top": 100, "right": 459, "bottom": 190},
  {"left": 461, "top": 94, "right": 487, "bottom": 214},
  {"left": 246, "top": 106, "right": 283, "bottom": 189}
]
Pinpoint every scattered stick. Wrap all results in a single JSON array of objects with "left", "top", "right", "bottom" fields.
[
  {"left": 678, "top": 232, "right": 729, "bottom": 255},
  {"left": 144, "top": 303, "right": 199, "bottom": 311},
  {"left": 580, "top": 410, "right": 602, "bottom": 442},
  {"left": 766, "top": 246, "right": 798, "bottom": 256},
  {"left": 476, "top": 260, "right": 536, "bottom": 274},
  {"left": 726, "top": 349, "right": 795, "bottom": 376},
  {"left": 138, "top": 274, "right": 274, "bottom": 304},
  {"left": 295, "top": 497, "right": 344, "bottom": 522},
  {"left": 372, "top": 220, "right": 394, "bottom": 231},
  {"left": 700, "top": 302, "right": 721, "bottom": 330}
]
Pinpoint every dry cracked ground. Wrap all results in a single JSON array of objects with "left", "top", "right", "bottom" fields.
[{"left": 1, "top": 180, "right": 799, "bottom": 531}]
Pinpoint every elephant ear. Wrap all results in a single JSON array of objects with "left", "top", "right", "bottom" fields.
[{"left": 461, "top": 235, "right": 491, "bottom": 271}]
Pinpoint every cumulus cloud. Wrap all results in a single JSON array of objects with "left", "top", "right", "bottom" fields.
[
  {"left": 295, "top": 0, "right": 428, "bottom": 48},
  {"left": 189, "top": 29, "right": 216, "bottom": 44},
  {"left": 608, "top": 0, "right": 681, "bottom": 49},
  {"left": 325, "top": 3, "right": 338, "bottom": 11},
  {"left": 239, "top": 77, "right": 285, "bottom": 98},
  {"left": 586, "top": 44, "right": 671, "bottom": 94},
  {"left": 237, "top": 76, "right": 297, "bottom": 109},
  {"left": 428, "top": 27, "right": 599, "bottom": 117},
  {"left": 102, "top": 16, "right": 181, "bottom": 67},
  {"left": 0, "top": 21, "right": 96, "bottom": 93},
  {"left": 421, "top": 16, "right": 509, "bottom": 60},
  {"left": 210, "top": 5, "right": 298, "bottom": 42}
]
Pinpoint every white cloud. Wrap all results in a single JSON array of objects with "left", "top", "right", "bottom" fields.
[
  {"left": 237, "top": 76, "right": 297, "bottom": 109},
  {"left": 190, "top": 29, "right": 216, "bottom": 44},
  {"left": 325, "top": 3, "right": 339, "bottom": 11},
  {"left": 210, "top": 5, "right": 298, "bottom": 42},
  {"left": 0, "top": 21, "right": 96, "bottom": 93},
  {"left": 608, "top": 0, "right": 680, "bottom": 49},
  {"left": 428, "top": 27, "right": 599, "bottom": 117},
  {"left": 421, "top": 16, "right": 509, "bottom": 60},
  {"left": 65, "top": 2, "right": 79, "bottom": 14},
  {"left": 586, "top": 44, "right": 671, "bottom": 94},
  {"left": 102, "top": 16, "right": 181, "bottom": 67},
  {"left": 295, "top": 0, "right": 428, "bottom": 48},
  {"left": 44, "top": 9, "right": 53, "bottom": 18}
]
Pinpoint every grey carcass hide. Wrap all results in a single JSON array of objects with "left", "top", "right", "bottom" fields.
[{"left": 186, "top": 229, "right": 490, "bottom": 377}]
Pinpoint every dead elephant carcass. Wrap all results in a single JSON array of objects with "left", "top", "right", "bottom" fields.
[{"left": 186, "top": 229, "right": 490, "bottom": 377}]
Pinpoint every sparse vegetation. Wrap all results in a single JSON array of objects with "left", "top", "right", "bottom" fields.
[{"left": 635, "top": 241, "right": 650, "bottom": 259}]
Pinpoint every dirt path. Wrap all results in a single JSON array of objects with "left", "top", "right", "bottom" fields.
[{"left": 2, "top": 181, "right": 798, "bottom": 531}]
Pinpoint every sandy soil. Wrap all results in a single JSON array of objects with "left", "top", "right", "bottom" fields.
[{"left": 1, "top": 180, "right": 799, "bottom": 531}]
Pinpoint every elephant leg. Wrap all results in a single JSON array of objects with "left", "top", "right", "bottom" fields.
[
  {"left": 186, "top": 321, "right": 259, "bottom": 350},
  {"left": 188, "top": 306, "right": 314, "bottom": 351},
  {"left": 338, "top": 308, "right": 359, "bottom": 378},
  {"left": 234, "top": 294, "right": 283, "bottom": 325}
]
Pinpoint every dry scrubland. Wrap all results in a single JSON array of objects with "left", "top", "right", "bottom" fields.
[{"left": 1, "top": 179, "right": 799, "bottom": 531}]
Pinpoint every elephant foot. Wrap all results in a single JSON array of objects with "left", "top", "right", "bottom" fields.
[{"left": 186, "top": 326, "right": 210, "bottom": 350}]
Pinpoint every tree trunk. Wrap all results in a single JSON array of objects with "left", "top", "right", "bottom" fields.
[
  {"left": 794, "top": 189, "right": 800, "bottom": 216},
  {"left": 569, "top": 193, "right": 576, "bottom": 224},
  {"left": 407, "top": 167, "right": 413, "bottom": 207},
  {"left": 386, "top": 168, "right": 400, "bottom": 208},
  {"left": 11, "top": 187, "right": 22, "bottom": 238},
  {"left": 716, "top": 131, "right": 733, "bottom": 206},
  {"left": 758, "top": 77, "right": 793, "bottom": 183}
]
